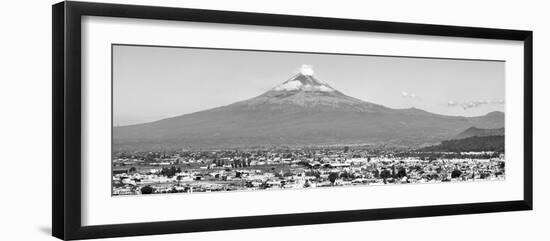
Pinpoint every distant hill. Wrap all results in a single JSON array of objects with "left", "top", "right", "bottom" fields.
[
  {"left": 455, "top": 127, "right": 505, "bottom": 139},
  {"left": 418, "top": 135, "right": 504, "bottom": 153},
  {"left": 114, "top": 67, "right": 505, "bottom": 151}
]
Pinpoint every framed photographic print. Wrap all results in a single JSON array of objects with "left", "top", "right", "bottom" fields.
[{"left": 52, "top": 1, "right": 533, "bottom": 240}]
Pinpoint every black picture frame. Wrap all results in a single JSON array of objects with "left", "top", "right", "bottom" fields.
[{"left": 52, "top": 1, "right": 533, "bottom": 240}]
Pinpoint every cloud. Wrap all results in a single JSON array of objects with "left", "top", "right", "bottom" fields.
[
  {"left": 447, "top": 99, "right": 504, "bottom": 110},
  {"left": 401, "top": 92, "right": 417, "bottom": 98}
]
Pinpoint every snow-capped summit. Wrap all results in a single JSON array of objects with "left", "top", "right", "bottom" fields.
[{"left": 273, "top": 65, "right": 336, "bottom": 92}]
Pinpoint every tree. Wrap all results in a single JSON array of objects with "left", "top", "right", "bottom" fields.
[
  {"left": 372, "top": 169, "right": 380, "bottom": 178},
  {"left": 160, "top": 166, "right": 177, "bottom": 177},
  {"left": 140, "top": 186, "right": 154, "bottom": 194},
  {"left": 451, "top": 169, "right": 463, "bottom": 178},
  {"left": 340, "top": 171, "right": 352, "bottom": 179},
  {"left": 303, "top": 180, "right": 311, "bottom": 188},
  {"left": 305, "top": 170, "right": 321, "bottom": 179},
  {"left": 260, "top": 181, "right": 270, "bottom": 189},
  {"left": 328, "top": 172, "right": 339, "bottom": 185},
  {"left": 380, "top": 169, "right": 392, "bottom": 179},
  {"left": 396, "top": 167, "right": 407, "bottom": 178}
]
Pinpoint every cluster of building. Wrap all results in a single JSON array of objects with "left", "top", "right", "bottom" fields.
[{"left": 112, "top": 148, "right": 505, "bottom": 195}]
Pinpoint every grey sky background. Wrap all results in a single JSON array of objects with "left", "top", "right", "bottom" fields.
[{"left": 113, "top": 45, "right": 505, "bottom": 126}]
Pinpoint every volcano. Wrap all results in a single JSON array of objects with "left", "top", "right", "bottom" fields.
[
  {"left": 229, "top": 66, "right": 390, "bottom": 113},
  {"left": 114, "top": 65, "right": 504, "bottom": 151}
]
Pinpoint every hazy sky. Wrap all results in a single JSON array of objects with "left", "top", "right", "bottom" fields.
[{"left": 113, "top": 45, "right": 505, "bottom": 126}]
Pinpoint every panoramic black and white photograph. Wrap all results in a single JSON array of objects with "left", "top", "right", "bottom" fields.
[{"left": 111, "top": 45, "right": 506, "bottom": 196}]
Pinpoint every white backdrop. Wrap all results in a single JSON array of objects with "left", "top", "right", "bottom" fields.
[
  {"left": 81, "top": 15, "right": 524, "bottom": 226},
  {"left": 0, "top": 0, "right": 547, "bottom": 240}
]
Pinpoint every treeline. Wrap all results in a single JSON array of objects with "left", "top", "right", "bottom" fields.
[
  {"left": 394, "top": 151, "right": 500, "bottom": 160},
  {"left": 419, "top": 135, "right": 504, "bottom": 153}
]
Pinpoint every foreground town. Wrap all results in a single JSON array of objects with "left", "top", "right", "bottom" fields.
[{"left": 112, "top": 146, "right": 505, "bottom": 195}]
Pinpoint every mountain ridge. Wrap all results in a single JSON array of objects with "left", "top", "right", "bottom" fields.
[
  {"left": 114, "top": 67, "right": 504, "bottom": 151},
  {"left": 454, "top": 126, "right": 505, "bottom": 140}
]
